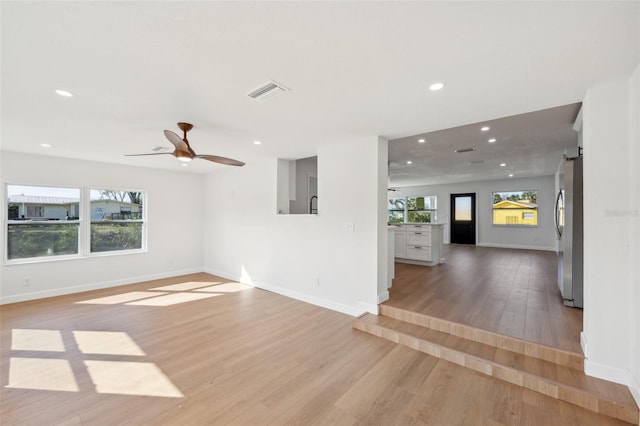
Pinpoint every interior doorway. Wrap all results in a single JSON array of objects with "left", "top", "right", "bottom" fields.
[{"left": 450, "top": 193, "right": 476, "bottom": 245}]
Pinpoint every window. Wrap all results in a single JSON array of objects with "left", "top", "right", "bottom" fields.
[
  {"left": 388, "top": 198, "right": 405, "bottom": 223},
  {"left": 492, "top": 190, "right": 538, "bottom": 226},
  {"left": 454, "top": 197, "right": 472, "bottom": 221},
  {"left": 90, "top": 189, "right": 144, "bottom": 253},
  {"left": 6, "top": 185, "right": 81, "bottom": 260},
  {"left": 27, "top": 205, "right": 44, "bottom": 218},
  {"left": 388, "top": 196, "right": 437, "bottom": 223},
  {"left": 5, "top": 185, "right": 145, "bottom": 262}
]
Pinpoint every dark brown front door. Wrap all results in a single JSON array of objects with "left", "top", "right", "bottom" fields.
[{"left": 450, "top": 193, "right": 476, "bottom": 245}]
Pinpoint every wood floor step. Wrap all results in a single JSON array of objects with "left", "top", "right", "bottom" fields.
[
  {"left": 353, "top": 313, "right": 639, "bottom": 425},
  {"left": 380, "top": 304, "right": 584, "bottom": 370}
]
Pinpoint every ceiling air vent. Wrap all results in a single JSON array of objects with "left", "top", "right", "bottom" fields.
[
  {"left": 454, "top": 147, "right": 475, "bottom": 153},
  {"left": 247, "top": 80, "right": 289, "bottom": 102},
  {"left": 469, "top": 160, "right": 485, "bottom": 165}
]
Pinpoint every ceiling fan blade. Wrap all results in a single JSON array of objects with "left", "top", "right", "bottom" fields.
[
  {"left": 164, "top": 130, "right": 189, "bottom": 151},
  {"left": 125, "top": 152, "right": 174, "bottom": 157},
  {"left": 195, "top": 154, "right": 245, "bottom": 166}
]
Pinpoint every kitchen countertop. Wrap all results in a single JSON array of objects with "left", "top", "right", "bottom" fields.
[{"left": 388, "top": 223, "right": 446, "bottom": 226}]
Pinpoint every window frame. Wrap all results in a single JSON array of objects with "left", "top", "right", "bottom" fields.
[
  {"left": 491, "top": 189, "right": 539, "bottom": 228},
  {"left": 4, "top": 184, "right": 147, "bottom": 265}
]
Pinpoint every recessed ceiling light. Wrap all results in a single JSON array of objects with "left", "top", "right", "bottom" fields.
[
  {"left": 429, "top": 82, "right": 445, "bottom": 91},
  {"left": 406, "top": 160, "right": 413, "bottom": 165},
  {"left": 508, "top": 174, "right": 514, "bottom": 177},
  {"left": 181, "top": 163, "right": 189, "bottom": 167},
  {"left": 253, "top": 140, "right": 262, "bottom": 145},
  {"left": 481, "top": 126, "right": 490, "bottom": 132},
  {"left": 500, "top": 163, "right": 506, "bottom": 167},
  {"left": 40, "top": 143, "right": 51, "bottom": 148},
  {"left": 488, "top": 138, "right": 496, "bottom": 143},
  {"left": 418, "top": 139, "right": 426, "bottom": 143},
  {"left": 55, "top": 89, "right": 73, "bottom": 97}
]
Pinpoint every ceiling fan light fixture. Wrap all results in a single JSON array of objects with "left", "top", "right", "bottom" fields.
[{"left": 175, "top": 150, "right": 192, "bottom": 162}]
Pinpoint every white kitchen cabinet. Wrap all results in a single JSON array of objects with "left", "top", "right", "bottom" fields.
[
  {"left": 393, "top": 223, "right": 444, "bottom": 266},
  {"left": 390, "top": 224, "right": 407, "bottom": 258}
]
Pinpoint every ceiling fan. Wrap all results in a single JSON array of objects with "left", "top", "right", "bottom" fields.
[{"left": 126, "top": 122, "right": 245, "bottom": 166}]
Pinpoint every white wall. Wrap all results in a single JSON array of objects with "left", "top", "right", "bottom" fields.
[
  {"left": 391, "top": 175, "right": 557, "bottom": 251},
  {"left": 377, "top": 137, "right": 390, "bottom": 303},
  {"left": 627, "top": 64, "right": 640, "bottom": 406},
  {"left": 582, "top": 66, "right": 638, "bottom": 403},
  {"left": 0, "top": 152, "right": 204, "bottom": 304},
  {"left": 202, "top": 136, "right": 386, "bottom": 316}
]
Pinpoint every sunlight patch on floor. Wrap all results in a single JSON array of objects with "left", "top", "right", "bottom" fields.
[
  {"left": 72, "top": 331, "right": 145, "bottom": 356},
  {"left": 6, "top": 329, "right": 183, "bottom": 398},
  {"left": 11, "top": 329, "right": 65, "bottom": 352},
  {"left": 195, "top": 283, "right": 252, "bottom": 293},
  {"left": 76, "top": 291, "right": 167, "bottom": 305},
  {"left": 7, "top": 358, "right": 79, "bottom": 392},
  {"left": 150, "top": 281, "right": 223, "bottom": 291},
  {"left": 84, "top": 361, "right": 183, "bottom": 398},
  {"left": 126, "top": 292, "right": 220, "bottom": 306}
]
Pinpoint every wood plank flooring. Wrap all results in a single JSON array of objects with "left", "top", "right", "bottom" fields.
[
  {"left": 387, "top": 245, "right": 583, "bottom": 353},
  {"left": 0, "top": 272, "right": 627, "bottom": 425}
]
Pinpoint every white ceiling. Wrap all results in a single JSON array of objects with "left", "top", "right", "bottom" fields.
[
  {"left": 1, "top": 2, "right": 638, "bottom": 176},
  {"left": 389, "top": 103, "right": 582, "bottom": 187}
]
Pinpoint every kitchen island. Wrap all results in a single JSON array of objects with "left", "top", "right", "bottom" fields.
[{"left": 388, "top": 223, "right": 445, "bottom": 266}]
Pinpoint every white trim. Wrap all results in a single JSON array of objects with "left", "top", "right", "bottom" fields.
[
  {"left": 377, "top": 290, "right": 389, "bottom": 304},
  {"left": 477, "top": 242, "right": 555, "bottom": 252},
  {"left": 630, "top": 373, "right": 640, "bottom": 410},
  {"left": 0, "top": 267, "right": 203, "bottom": 305},
  {"left": 584, "top": 358, "right": 631, "bottom": 387},
  {"left": 204, "top": 267, "right": 366, "bottom": 317},
  {"left": 580, "top": 331, "right": 588, "bottom": 357}
]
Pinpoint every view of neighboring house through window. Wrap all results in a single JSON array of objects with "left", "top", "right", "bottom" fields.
[
  {"left": 388, "top": 196, "right": 437, "bottom": 223},
  {"left": 90, "top": 189, "right": 144, "bottom": 253},
  {"left": 6, "top": 185, "right": 81, "bottom": 260},
  {"left": 492, "top": 190, "right": 538, "bottom": 226},
  {"left": 5, "top": 185, "right": 145, "bottom": 262}
]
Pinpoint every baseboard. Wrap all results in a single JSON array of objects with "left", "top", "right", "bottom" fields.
[
  {"left": 581, "top": 331, "right": 588, "bottom": 357},
  {"left": 584, "top": 358, "right": 631, "bottom": 387},
  {"left": 477, "top": 242, "right": 555, "bottom": 252},
  {"left": 630, "top": 372, "right": 640, "bottom": 410},
  {"left": 0, "top": 267, "right": 204, "bottom": 305},
  {"left": 204, "top": 267, "right": 366, "bottom": 317},
  {"left": 377, "top": 290, "right": 389, "bottom": 304}
]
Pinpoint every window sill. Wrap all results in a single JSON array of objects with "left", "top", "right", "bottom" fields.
[{"left": 4, "top": 249, "right": 147, "bottom": 266}]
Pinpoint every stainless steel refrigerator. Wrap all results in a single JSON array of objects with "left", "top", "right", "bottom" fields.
[{"left": 555, "top": 151, "right": 583, "bottom": 308}]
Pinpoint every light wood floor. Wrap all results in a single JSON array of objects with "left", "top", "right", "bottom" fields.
[
  {"left": 388, "top": 245, "right": 583, "bottom": 354},
  {"left": 1, "top": 272, "right": 624, "bottom": 425}
]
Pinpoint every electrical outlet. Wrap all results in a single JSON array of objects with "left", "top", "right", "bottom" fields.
[
  {"left": 23, "top": 277, "right": 31, "bottom": 287},
  {"left": 314, "top": 275, "right": 320, "bottom": 287},
  {"left": 346, "top": 222, "right": 355, "bottom": 232}
]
